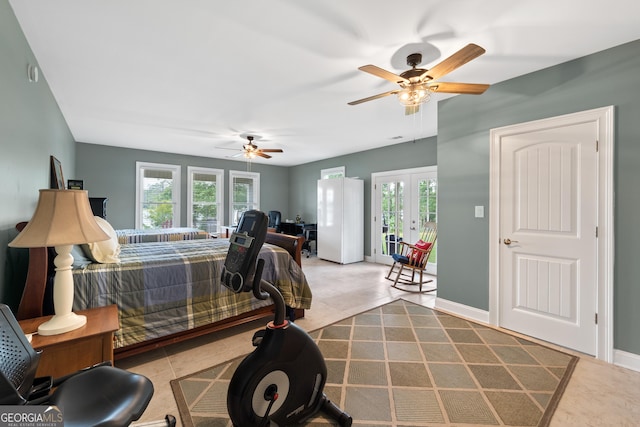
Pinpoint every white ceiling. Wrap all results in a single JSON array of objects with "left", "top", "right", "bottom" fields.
[{"left": 10, "top": 1, "right": 640, "bottom": 166}]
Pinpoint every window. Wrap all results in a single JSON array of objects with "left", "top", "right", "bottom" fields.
[
  {"left": 320, "top": 166, "right": 345, "bottom": 179},
  {"left": 188, "top": 167, "right": 223, "bottom": 234},
  {"left": 136, "top": 162, "right": 181, "bottom": 229},
  {"left": 229, "top": 170, "right": 260, "bottom": 225}
]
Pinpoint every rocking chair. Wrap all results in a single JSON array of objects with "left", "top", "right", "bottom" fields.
[{"left": 385, "top": 222, "right": 437, "bottom": 293}]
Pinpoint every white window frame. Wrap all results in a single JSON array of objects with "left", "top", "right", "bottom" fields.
[
  {"left": 135, "top": 162, "right": 181, "bottom": 229},
  {"left": 187, "top": 166, "right": 224, "bottom": 234},
  {"left": 321, "top": 166, "right": 345, "bottom": 179},
  {"left": 229, "top": 170, "right": 260, "bottom": 226}
]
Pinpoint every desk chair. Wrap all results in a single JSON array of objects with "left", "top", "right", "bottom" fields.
[
  {"left": 385, "top": 222, "right": 437, "bottom": 293},
  {"left": 0, "top": 304, "right": 155, "bottom": 427},
  {"left": 267, "top": 211, "right": 282, "bottom": 233},
  {"left": 302, "top": 228, "right": 317, "bottom": 258}
]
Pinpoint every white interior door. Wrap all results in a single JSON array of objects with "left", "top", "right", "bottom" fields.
[{"left": 499, "top": 122, "right": 598, "bottom": 355}]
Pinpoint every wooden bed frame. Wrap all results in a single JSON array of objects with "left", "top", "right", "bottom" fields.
[{"left": 14, "top": 223, "right": 305, "bottom": 359}]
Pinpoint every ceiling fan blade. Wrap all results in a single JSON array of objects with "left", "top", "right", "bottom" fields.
[
  {"left": 348, "top": 90, "right": 399, "bottom": 105},
  {"left": 428, "top": 81, "right": 490, "bottom": 94},
  {"left": 424, "top": 43, "right": 486, "bottom": 81},
  {"left": 259, "top": 149, "right": 283, "bottom": 153},
  {"left": 227, "top": 152, "right": 245, "bottom": 158},
  {"left": 256, "top": 152, "right": 272, "bottom": 159},
  {"left": 358, "top": 65, "right": 409, "bottom": 84}
]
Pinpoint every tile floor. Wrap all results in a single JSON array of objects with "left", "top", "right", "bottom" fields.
[{"left": 119, "top": 257, "right": 640, "bottom": 426}]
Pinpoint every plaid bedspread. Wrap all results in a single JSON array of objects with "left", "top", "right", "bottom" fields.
[{"left": 72, "top": 239, "right": 312, "bottom": 349}]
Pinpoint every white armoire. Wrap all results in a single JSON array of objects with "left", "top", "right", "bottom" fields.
[{"left": 317, "top": 177, "right": 364, "bottom": 264}]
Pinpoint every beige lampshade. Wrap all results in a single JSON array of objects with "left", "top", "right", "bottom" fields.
[{"left": 9, "top": 189, "right": 110, "bottom": 248}]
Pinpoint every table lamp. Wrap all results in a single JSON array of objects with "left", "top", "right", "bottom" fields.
[{"left": 9, "top": 189, "right": 109, "bottom": 335}]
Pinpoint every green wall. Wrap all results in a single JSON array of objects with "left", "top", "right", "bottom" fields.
[
  {"left": 437, "top": 39, "right": 640, "bottom": 355},
  {"left": 77, "top": 136, "right": 437, "bottom": 253},
  {"left": 0, "top": 0, "right": 75, "bottom": 311},
  {"left": 3, "top": 0, "right": 640, "bottom": 357},
  {"left": 289, "top": 136, "right": 437, "bottom": 255},
  {"left": 75, "top": 143, "right": 289, "bottom": 230}
]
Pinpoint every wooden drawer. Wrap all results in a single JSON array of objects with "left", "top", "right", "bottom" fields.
[{"left": 19, "top": 305, "right": 119, "bottom": 378}]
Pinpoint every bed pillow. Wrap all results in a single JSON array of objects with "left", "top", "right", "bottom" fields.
[
  {"left": 81, "top": 217, "right": 121, "bottom": 264},
  {"left": 71, "top": 244, "right": 93, "bottom": 267}
]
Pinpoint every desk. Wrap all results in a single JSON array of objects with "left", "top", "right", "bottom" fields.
[
  {"left": 19, "top": 305, "right": 119, "bottom": 378},
  {"left": 280, "top": 223, "right": 316, "bottom": 236},
  {"left": 279, "top": 222, "right": 300, "bottom": 235}
]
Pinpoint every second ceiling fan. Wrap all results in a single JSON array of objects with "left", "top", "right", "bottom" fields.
[
  {"left": 227, "top": 135, "right": 283, "bottom": 159},
  {"left": 348, "top": 43, "right": 490, "bottom": 114}
]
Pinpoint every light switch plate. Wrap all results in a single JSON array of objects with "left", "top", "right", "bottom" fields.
[{"left": 475, "top": 205, "right": 484, "bottom": 218}]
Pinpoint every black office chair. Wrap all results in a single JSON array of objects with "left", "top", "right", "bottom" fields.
[
  {"left": 302, "top": 228, "right": 317, "bottom": 258},
  {"left": 267, "top": 210, "right": 282, "bottom": 233},
  {"left": 0, "top": 304, "right": 154, "bottom": 427}
]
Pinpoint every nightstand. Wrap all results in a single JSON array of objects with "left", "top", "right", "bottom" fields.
[{"left": 19, "top": 305, "right": 119, "bottom": 378}]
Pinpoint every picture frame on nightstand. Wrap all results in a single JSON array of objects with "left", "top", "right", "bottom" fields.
[
  {"left": 50, "top": 155, "right": 65, "bottom": 189},
  {"left": 67, "top": 179, "right": 84, "bottom": 190}
]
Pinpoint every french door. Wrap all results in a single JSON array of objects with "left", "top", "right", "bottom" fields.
[{"left": 372, "top": 166, "right": 437, "bottom": 274}]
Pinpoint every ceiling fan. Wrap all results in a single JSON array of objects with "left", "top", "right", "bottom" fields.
[
  {"left": 226, "top": 135, "right": 283, "bottom": 159},
  {"left": 348, "top": 43, "right": 490, "bottom": 114}
]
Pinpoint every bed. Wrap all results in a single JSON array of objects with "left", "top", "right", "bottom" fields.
[
  {"left": 115, "top": 227, "right": 215, "bottom": 244},
  {"left": 14, "top": 222, "right": 309, "bottom": 359}
]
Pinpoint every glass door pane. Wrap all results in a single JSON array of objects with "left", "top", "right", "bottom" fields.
[
  {"left": 413, "top": 173, "right": 437, "bottom": 272},
  {"left": 380, "top": 179, "right": 405, "bottom": 256}
]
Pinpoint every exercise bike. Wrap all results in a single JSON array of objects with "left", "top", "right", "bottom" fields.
[{"left": 221, "top": 210, "right": 352, "bottom": 426}]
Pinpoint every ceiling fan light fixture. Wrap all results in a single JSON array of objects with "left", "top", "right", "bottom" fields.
[{"left": 397, "top": 84, "right": 431, "bottom": 106}]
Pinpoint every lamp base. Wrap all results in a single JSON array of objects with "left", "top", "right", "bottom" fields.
[{"left": 37, "top": 312, "right": 87, "bottom": 336}]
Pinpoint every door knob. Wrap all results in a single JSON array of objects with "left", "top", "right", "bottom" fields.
[
  {"left": 503, "top": 238, "right": 519, "bottom": 245},
  {"left": 410, "top": 227, "right": 416, "bottom": 230}
]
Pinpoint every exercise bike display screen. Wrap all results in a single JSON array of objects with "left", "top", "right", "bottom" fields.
[{"left": 221, "top": 210, "right": 268, "bottom": 293}]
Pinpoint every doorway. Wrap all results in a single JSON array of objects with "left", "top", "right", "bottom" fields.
[
  {"left": 372, "top": 166, "right": 437, "bottom": 275},
  {"left": 489, "top": 106, "right": 614, "bottom": 360}
]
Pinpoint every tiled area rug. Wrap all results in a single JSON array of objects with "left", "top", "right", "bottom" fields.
[{"left": 171, "top": 299, "right": 578, "bottom": 426}]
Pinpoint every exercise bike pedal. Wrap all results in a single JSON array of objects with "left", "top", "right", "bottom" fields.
[{"left": 252, "top": 329, "right": 266, "bottom": 346}]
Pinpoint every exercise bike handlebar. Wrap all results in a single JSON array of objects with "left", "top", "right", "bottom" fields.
[{"left": 252, "top": 258, "right": 286, "bottom": 326}]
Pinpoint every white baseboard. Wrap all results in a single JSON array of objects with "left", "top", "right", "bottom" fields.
[
  {"left": 434, "top": 299, "right": 640, "bottom": 373},
  {"left": 613, "top": 349, "right": 640, "bottom": 372},
  {"left": 434, "top": 298, "right": 490, "bottom": 325}
]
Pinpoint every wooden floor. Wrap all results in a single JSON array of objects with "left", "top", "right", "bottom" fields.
[{"left": 118, "top": 256, "right": 640, "bottom": 426}]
